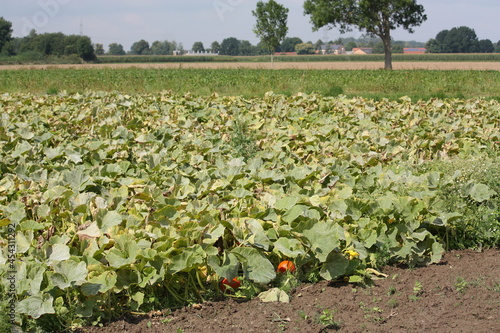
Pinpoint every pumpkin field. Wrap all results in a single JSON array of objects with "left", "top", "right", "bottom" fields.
[{"left": 0, "top": 69, "right": 499, "bottom": 332}]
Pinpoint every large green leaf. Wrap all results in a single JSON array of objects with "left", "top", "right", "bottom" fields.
[
  {"left": 467, "top": 183, "right": 496, "bottom": 202},
  {"left": 282, "top": 204, "right": 308, "bottom": 223},
  {"left": 51, "top": 260, "right": 88, "bottom": 289},
  {"left": 106, "top": 239, "right": 139, "bottom": 268},
  {"left": 320, "top": 252, "right": 349, "bottom": 280},
  {"left": 47, "top": 243, "right": 71, "bottom": 262},
  {"left": 207, "top": 252, "right": 240, "bottom": 280},
  {"left": 231, "top": 247, "right": 276, "bottom": 284},
  {"left": 167, "top": 244, "right": 206, "bottom": 274},
  {"left": 17, "top": 294, "right": 55, "bottom": 319},
  {"left": 302, "top": 222, "right": 344, "bottom": 262},
  {"left": 273, "top": 237, "right": 305, "bottom": 258},
  {"left": 275, "top": 196, "right": 299, "bottom": 210},
  {"left": 81, "top": 271, "right": 117, "bottom": 296},
  {"left": 99, "top": 210, "right": 123, "bottom": 230}
]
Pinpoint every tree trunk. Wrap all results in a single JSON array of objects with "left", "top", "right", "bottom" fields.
[{"left": 382, "top": 36, "right": 393, "bottom": 70}]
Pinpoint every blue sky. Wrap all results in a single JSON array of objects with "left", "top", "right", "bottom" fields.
[{"left": 1, "top": 0, "right": 499, "bottom": 51}]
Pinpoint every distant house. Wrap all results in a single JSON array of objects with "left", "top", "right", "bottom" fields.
[
  {"left": 403, "top": 48, "right": 427, "bottom": 54},
  {"left": 186, "top": 50, "right": 219, "bottom": 56},
  {"left": 352, "top": 47, "right": 373, "bottom": 55},
  {"left": 320, "top": 44, "right": 346, "bottom": 55}
]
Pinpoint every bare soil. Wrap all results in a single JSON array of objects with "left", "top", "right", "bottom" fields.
[
  {"left": 76, "top": 248, "right": 499, "bottom": 333},
  {"left": 2, "top": 62, "right": 500, "bottom": 70}
]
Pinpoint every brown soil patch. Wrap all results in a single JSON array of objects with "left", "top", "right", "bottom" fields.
[
  {"left": 1, "top": 62, "right": 500, "bottom": 71},
  {"left": 76, "top": 249, "right": 499, "bottom": 333}
]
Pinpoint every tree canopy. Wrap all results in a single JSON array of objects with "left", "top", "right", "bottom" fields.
[
  {"left": 108, "top": 43, "right": 126, "bottom": 55},
  {"left": 3, "top": 29, "right": 96, "bottom": 61},
  {"left": 252, "top": 0, "right": 289, "bottom": 63},
  {"left": 130, "top": 39, "right": 150, "bottom": 55},
  {"left": 211, "top": 41, "right": 221, "bottom": 54},
  {"left": 219, "top": 37, "right": 241, "bottom": 56},
  {"left": 280, "top": 37, "right": 303, "bottom": 52},
  {"left": 76, "top": 36, "right": 96, "bottom": 61},
  {"left": 426, "top": 26, "right": 494, "bottom": 53},
  {"left": 0, "top": 17, "right": 13, "bottom": 53},
  {"left": 303, "top": 0, "right": 427, "bottom": 69},
  {"left": 295, "top": 42, "right": 315, "bottom": 55},
  {"left": 192, "top": 41, "right": 205, "bottom": 53}
]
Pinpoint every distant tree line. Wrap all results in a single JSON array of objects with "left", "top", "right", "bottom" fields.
[
  {"left": 3, "top": 17, "right": 500, "bottom": 63},
  {"left": 426, "top": 26, "right": 499, "bottom": 53},
  {"left": 122, "top": 35, "right": 430, "bottom": 58},
  {"left": 0, "top": 17, "right": 96, "bottom": 61}
]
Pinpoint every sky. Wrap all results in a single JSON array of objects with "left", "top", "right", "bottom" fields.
[{"left": 1, "top": 0, "right": 499, "bottom": 52}]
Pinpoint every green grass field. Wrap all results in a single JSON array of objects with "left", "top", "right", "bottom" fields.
[{"left": 1, "top": 68, "right": 500, "bottom": 100}]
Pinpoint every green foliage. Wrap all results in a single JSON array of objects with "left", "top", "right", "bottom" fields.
[
  {"left": 252, "top": 0, "right": 289, "bottom": 61},
  {"left": 0, "top": 92, "right": 498, "bottom": 331},
  {"left": 211, "top": 41, "right": 221, "bottom": 54},
  {"left": 279, "top": 37, "right": 303, "bottom": 52},
  {"left": 97, "top": 52, "right": 500, "bottom": 63},
  {"left": 191, "top": 42, "right": 205, "bottom": 53},
  {"left": 219, "top": 37, "right": 241, "bottom": 56},
  {"left": 130, "top": 39, "right": 150, "bottom": 55},
  {"left": 317, "top": 308, "right": 340, "bottom": 328},
  {"left": 2, "top": 68, "right": 500, "bottom": 101},
  {"left": 108, "top": 43, "right": 126, "bottom": 56},
  {"left": 415, "top": 154, "right": 500, "bottom": 250},
  {"left": 5, "top": 31, "right": 96, "bottom": 61},
  {"left": 409, "top": 281, "right": 423, "bottom": 301},
  {"left": 455, "top": 277, "right": 469, "bottom": 293},
  {"left": 303, "top": 0, "right": 427, "bottom": 69},
  {"left": 150, "top": 40, "right": 180, "bottom": 56},
  {"left": 77, "top": 36, "right": 96, "bottom": 61},
  {"left": 0, "top": 17, "right": 13, "bottom": 53},
  {"left": 295, "top": 43, "right": 315, "bottom": 55},
  {"left": 427, "top": 26, "right": 481, "bottom": 53},
  {"left": 94, "top": 43, "right": 105, "bottom": 56},
  {"left": 345, "top": 41, "right": 357, "bottom": 51}
]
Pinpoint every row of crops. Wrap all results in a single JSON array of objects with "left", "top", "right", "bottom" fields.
[
  {"left": 96, "top": 53, "right": 500, "bottom": 64},
  {"left": 0, "top": 91, "right": 499, "bottom": 330}
]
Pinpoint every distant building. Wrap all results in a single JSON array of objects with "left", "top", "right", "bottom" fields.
[
  {"left": 352, "top": 47, "right": 373, "bottom": 55},
  {"left": 403, "top": 48, "right": 427, "bottom": 54},
  {"left": 320, "top": 44, "right": 346, "bottom": 55},
  {"left": 186, "top": 50, "right": 219, "bottom": 56}
]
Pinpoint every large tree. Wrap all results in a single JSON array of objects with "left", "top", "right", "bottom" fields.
[
  {"left": 426, "top": 26, "right": 480, "bottom": 53},
  {"left": 478, "top": 39, "right": 494, "bottom": 53},
  {"left": 240, "top": 40, "right": 257, "bottom": 56},
  {"left": 303, "top": 0, "right": 427, "bottom": 70},
  {"left": 252, "top": 0, "right": 289, "bottom": 64},
  {"left": 0, "top": 17, "right": 13, "bottom": 53},
  {"left": 219, "top": 37, "right": 241, "bottom": 56},
  {"left": 108, "top": 43, "right": 126, "bottom": 55},
  {"left": 77, "top": 36, "right": 96, "bottom": 61},
  {"left": 150, "top": 41, "right": 173, "bottom": 55},
  {"left": 211, "top": 41, "right": 221, "bottom": 54},
  {"left": 94, "top": 43, "right": 105, "bottom": 56},
  {"left": 280, "top": 37, "right": 303, "bottom": 52},
  {"left": 130, "top": 39, "right": 150, "bottom": 55},
  {"left": 192, "top": 41, "right": 205, "bottom": 53},
  {"left": 295, "top": 42, "right": 315, "bottom": 55}
]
